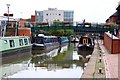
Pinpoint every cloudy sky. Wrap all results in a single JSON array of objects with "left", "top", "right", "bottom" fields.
[{"left": 0, "top": 0, "right": 119, "bottom": 23}]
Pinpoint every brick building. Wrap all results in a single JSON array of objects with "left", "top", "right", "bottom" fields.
[{"left": 104, "top": 2, "right": 120, "bottom": 54}]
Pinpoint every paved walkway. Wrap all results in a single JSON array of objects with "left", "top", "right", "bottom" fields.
[{"left": 99, "top": 40, "right": 119, "bottom": 79}]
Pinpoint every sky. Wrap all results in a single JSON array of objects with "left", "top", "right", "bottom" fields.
[{"left": 0, "top": 0, "right": 120, "bottom": 23}]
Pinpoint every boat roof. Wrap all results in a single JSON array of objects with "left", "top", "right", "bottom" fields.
[
  {"left": 38, "top": 34, "right": 57, "bottom": 38},
  {"left": 44, "top": 36, "right": 57, "bottom": 38},
  {"left": 0, "top": 36, "right": 29, "bottom": 40},
  {"left": 38, "top": 34, "right": 45, "bottom": 37},
  {"left": 0, "top": 16, "right": 18, "bottom": 21}
]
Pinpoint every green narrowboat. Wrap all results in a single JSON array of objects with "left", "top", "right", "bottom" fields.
[{"left": 0, "top": 36, "right": 32, "bottom": 60}]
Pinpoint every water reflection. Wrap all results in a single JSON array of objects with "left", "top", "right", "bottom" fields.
[
  {"left": 0, "top": 52, "right": 31, "bottom": 79},
  {"left": 1, "top": 43, "right": 93, "bottom": 79}
]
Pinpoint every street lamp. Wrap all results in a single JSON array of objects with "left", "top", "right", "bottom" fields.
[{"left": 6, "top": 4, "right": 10, "bottom": 27}]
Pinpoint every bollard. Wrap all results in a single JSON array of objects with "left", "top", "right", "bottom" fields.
[
  {"left": 99, "top": 57, "right": 102, "bottom": 63},
  {"left": 99, "top": 54, "right": 101, "bottom": 57},
  {"left": 98, "top": 68, "right": 102, "bottom": 74}
]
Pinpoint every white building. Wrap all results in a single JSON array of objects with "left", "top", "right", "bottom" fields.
[{"left": 35, "top": 8, "right": 74, "bottom": 26}]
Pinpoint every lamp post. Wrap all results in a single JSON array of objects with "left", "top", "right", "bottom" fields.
[{"left": 6, "top": 4, "right": 10, "bottom": 27}]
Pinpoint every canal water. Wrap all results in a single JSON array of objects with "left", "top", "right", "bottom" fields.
[{"left": 0, "top": 43, "right": 92, "bottom": 79}]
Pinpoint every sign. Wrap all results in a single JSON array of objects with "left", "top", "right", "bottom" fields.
[{"left": 4, "top": 13, "right": 13, "bottom": 17}]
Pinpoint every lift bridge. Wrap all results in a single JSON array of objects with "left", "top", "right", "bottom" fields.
[{"left": 31, "top": 25, "right": 114, "bottom": 35}]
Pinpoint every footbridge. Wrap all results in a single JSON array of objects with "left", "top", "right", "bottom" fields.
[{"left": 31, "top": 26, "right": 114, "bottom": 34}]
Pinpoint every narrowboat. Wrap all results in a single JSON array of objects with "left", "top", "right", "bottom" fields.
[
  {"left": 32, "top": 34, "right": 69, "bottom": 51},
  {"left": 0, "top": 36, "right": 32, "bottom": 60},
  {"left": 77, "top": 36, "right": 94, "bottom": 56}
]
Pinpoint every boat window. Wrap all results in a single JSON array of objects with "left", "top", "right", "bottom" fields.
[
  {"left": 88, "top": 38, "right": 92, "bottom": 44},
  {"left": 35, "top": 37, "right": 44, "bottom": 44},
  {"left": 28, "top": 38, "right": 31, "bottom": 44},
  {"left": 24, "top": 39, "right": 28, "bottom": 45},
  {"left": 4, "top": 40, "right": 7, "bottom": 44},
  {"left": 79, "top": 37, "right": 83, "bottom": 44},
  {"left": 45, "top": 38, "right": 49, "bottom": 43},
  {"left": 19, "top": 39, "right": 23, "bottom": 46},
  {"left": 9, "top": 40, "right": 15, "bottom": 48}
]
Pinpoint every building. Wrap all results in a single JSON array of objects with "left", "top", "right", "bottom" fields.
[
  {"left": 116, "top": 2, "right": 120, "bottom": 38},
  {"left": 104, "top": 2, "right": 120, "bottom": 54},
  {"left": 106, "top": 2, "right": 120, "bottom": 38},
  {"left": 31, "top": 15, "right": 35, "bottom": 22},
  {"left": 19, "top": 19, "right": 27, "bottom": 28},
  {"left": 106, "top": 12, "right": 118, "bottom": 24},
  {"left": 35, "top": 8, "right": 74, "bottom": 26},
  {"left": 0, "top": 16, "right": 17, "bottom": 27}
]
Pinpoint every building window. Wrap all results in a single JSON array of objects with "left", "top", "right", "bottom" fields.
[
  {"left": 59, "top": 14, "right": 61, "bottom": 16},
  {"left": 46, "top": 14, "right": 48, "bottom": 16},
  {"left": 37, "top": 13, "right": 39, "bottom": 16},
  {"left": 9, "top": 40, "right": 15, "bottom": 48},
  {"left": 19, "top": 39, "right": 23, "bottom": 46},
  {"left": 24, "top": 39, "right": 28, "bottom": 45}
]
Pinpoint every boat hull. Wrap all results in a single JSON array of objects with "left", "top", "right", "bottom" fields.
[
  {"left": 77, "top": 45, "right": 94, "bottom": 57},
  {"left": 32, "top": 43, "right": 60, "bottom": 55},
  {"left": 0, "top": 46, "right": 32, "bottom": 62}
]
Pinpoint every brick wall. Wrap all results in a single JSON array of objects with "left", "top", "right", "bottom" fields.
[
  {"left": 104, "top": 32, "right": 120, "bottom": 54},
  {"left": 18, "top": 28, "right": 31, "bottom": 37},
  {"left": 31, "top": 15, "right": 35, "bottom": 22},
  {"left": 112, "top": 40, "right": 120, "bottom": 54},
  {"left": 104, "top": 33, "right": 112, "bottom": 52}
]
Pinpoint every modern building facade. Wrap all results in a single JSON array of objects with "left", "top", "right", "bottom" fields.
[{"left": 35, "top": 8, "right": 74, "bottom": 26}]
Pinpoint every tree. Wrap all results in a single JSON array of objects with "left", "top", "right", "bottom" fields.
[
  {"left": 48, "top": 29, "right": 74, "bottom": 36},
  {"left": 52, "top": 20, "right": 63, "bottom": 26},
  {"left": 64, "top": 29, "right": 74, "bottom": 36}
]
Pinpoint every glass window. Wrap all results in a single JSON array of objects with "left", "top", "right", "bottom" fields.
[
  {"left": 24, "top": 39, "right": 28, "bottom": 45},
  {"left": 9, "top": 40, "right": 15, "bottom": 47},
  {"left": 4, "top": 40, "right": 7, "bottom": 44},
  {"left": 19, "top": 39, "right": 23, "bottom": 46},
  {"left": 35, "top": 37, "right": 44, "bottom": 44}
]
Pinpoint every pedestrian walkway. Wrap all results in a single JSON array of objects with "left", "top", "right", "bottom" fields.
[{"left": 99, "top": 40, "right": 119, "bottom": 79}]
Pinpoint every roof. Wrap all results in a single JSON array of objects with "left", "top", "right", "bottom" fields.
[
  {"left": 110, "top": 12, "right": 118, "bottom": 18},
  {"left": 0, "top": 16, "right": 18, "bottom": 21}
]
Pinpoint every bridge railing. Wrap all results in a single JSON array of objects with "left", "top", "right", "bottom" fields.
[{"left": 31, "top": 26, "right": 114, "bottom": 34}]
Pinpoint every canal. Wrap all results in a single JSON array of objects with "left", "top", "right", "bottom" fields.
[{"left": 0, "top": 43, "right": 92, "bottom": 79}]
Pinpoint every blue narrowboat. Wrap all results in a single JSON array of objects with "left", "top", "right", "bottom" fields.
[{"left": 32, "top": 34, "right": 69, "bottom": 51}]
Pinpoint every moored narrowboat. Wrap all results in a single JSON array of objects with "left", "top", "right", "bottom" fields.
[
  {"left": 0, "top": 36, "right": 32, "bottom": 60},
  {"left": 77, "top": 36, "right": 94, "bottom": 56},
  {"left": 32, "top": 34, "right": 69, "bottom": 54}
]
